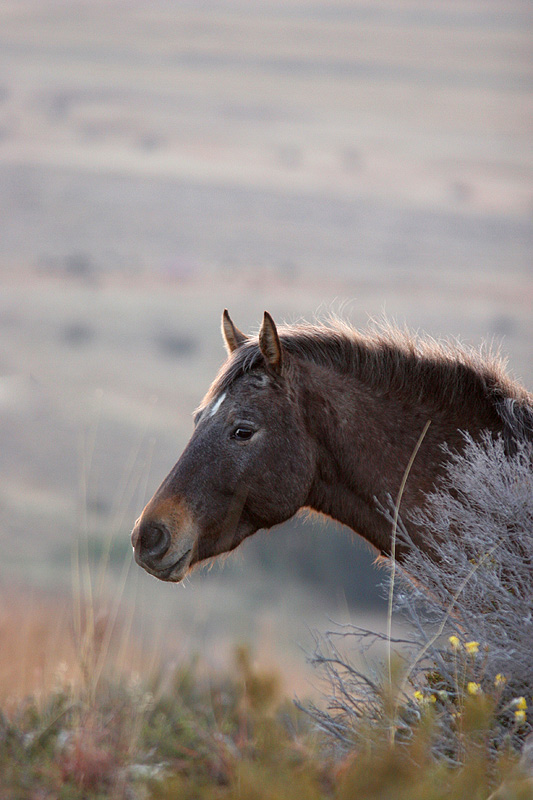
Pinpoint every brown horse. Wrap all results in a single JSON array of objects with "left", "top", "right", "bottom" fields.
[{"left": 131, "top": 311, "right": 532, "bottom": 583}]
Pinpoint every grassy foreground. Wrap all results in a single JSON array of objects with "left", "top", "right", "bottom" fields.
[
  {"left": 3, "top": 432, "right": 531, "bottom": 798},
  {"left": 1, "top": 642, "right": 531, "bottom": 800}
]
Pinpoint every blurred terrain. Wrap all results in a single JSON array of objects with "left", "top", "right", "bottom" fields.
[{"left": 0, "top": 0, "right": 531, "bottom": 691}]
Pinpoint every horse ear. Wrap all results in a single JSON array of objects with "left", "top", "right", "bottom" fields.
[
  {"left": 258, "top": 311, "right": 282, "bottom": 373},
  {"left": 222, "top": 309, "right": 248, "bottom": 354}
]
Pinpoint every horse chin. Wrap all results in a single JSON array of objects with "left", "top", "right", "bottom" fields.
[{"left": 137, "top": 547, "right": 193, "bottom": 583}]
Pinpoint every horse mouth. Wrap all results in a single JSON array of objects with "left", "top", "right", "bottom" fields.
[{"left": 142, "top": 549, "right": 192, "bottom": 582}]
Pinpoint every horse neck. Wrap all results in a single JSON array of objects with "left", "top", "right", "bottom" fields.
[{"left": 298, "top": 358, "right": 503, "bottom": 558}]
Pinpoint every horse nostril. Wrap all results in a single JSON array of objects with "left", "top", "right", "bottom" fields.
[{"left": 139, "top": 521, "right": 171, "bottom": 561}]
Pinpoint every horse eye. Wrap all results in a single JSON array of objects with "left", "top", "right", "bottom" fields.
[{"left": 232, "top": 426, "right": 255, "bottom": 441}]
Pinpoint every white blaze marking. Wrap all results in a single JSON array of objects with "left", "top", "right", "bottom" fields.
[{"left": 209, "top": 392, "right": 226, "bottom": 417}]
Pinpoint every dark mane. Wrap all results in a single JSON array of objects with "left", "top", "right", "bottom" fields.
[{"left": 201, "top": 319, "right": 533, "bottom": 442}]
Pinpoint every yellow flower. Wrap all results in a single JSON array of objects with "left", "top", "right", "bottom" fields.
[
  {"left": 467, "top": 682, "right": 482, "bottom": 696},
  {"left": 415, "top": 689, "right": 437, "bottom": 706},
  {"left": 494, "top": 674, "right": 506, "bottom": 687},
  {"left": 414, "top": 690, "right": 437, "bottom": 709},
  {"left": 465, "top": 641, "right": 479, "bottom": 655},
  {"left": 514, "top": 697, "right": 527, "bottom": 711},
  {"left": 514, "top": 709, "right": 526, "bottom": 725},
  {"left": 448, "top": 635, "right": 461, "bottom": 650}
]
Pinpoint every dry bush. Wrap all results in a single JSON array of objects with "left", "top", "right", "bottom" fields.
[{"left": 301, "top": 427, "right": 533, "bottom": 769}]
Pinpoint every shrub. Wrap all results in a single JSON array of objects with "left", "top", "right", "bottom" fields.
[{"left": 301, "top": 431, "right": 532, "bottom": 785}]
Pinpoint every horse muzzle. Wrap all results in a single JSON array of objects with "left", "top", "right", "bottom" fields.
[{"left": 131, "top": 517, "right": 194, "bottom": 582}]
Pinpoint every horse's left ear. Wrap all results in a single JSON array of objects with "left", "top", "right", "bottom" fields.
[
  {"left": 222, "top": 309, "right": 248, "bottom": 354},
  {"left": 258, "top": 311, "right": 282, "bottom": 373}
]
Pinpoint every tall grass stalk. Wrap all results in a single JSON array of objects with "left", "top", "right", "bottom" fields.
[
  {"left": 386, "top": 418, "right": 430, "bottom": 742},
  {"left": 96, "top": 400, "right": 157, "bottom": 598},
  {"left": 70, "top": 390, "right": 158, "bottom": 705}
]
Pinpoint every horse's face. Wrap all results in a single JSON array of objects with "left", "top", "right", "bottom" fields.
[{"left": 131, "top": 312, "right": 315, "bottom": 582}]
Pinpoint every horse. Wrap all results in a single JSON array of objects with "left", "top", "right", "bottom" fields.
[{"left": 131, "top": 310, "right": 532, "bottom": 583}]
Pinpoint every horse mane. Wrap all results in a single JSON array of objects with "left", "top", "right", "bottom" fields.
[{"left": 201, "top": 318, "right": 533, "bottom": 444}]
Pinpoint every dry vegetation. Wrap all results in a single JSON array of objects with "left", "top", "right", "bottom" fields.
[
  {"left": 1, "top": 619, "right": 530, "bottom": 799},
  {"left": 302, "top": 433, "right": 533, "bottom": 764},
  {"left": 1, "top": 433, "right": 532, "bottom": 798}
]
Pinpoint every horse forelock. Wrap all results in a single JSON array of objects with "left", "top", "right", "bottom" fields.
[{"left": 196, "top": 341, "right": 266, "bottom": 414}]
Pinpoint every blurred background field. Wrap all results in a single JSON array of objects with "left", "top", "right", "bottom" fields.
[{"left": 0, "top": 0, "right": 532, "bottom": 701}]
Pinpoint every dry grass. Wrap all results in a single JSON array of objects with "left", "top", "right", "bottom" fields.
[{"left": 0, "top": 585, "right": 151, "bottom": 709}]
